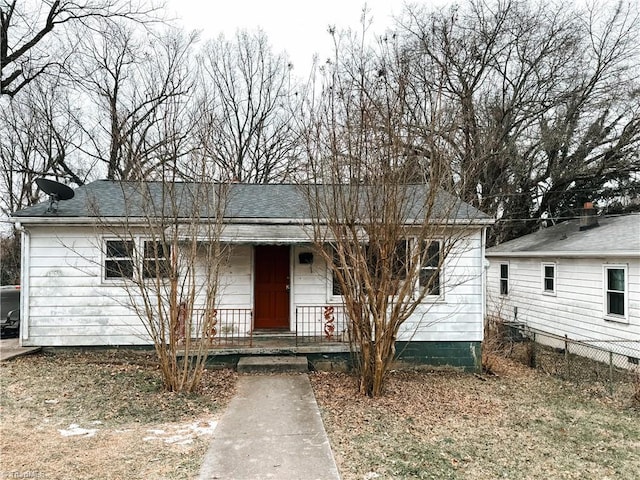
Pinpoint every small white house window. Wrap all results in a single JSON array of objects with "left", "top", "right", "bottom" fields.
[
  {"left": 104, "top": 240, "right": 135, "bottom": 279},
  {"left": 331, "top": 247, "right": 350, "bottom": 296},
  {"left": 604, "top": 265, "right": 627, "bottom": 320},
  {"left": 143, "top": 240, "right": 171, "bottom": 278},
  {"left": 499, "top": 263, "right": 509, "bottom": 295},
  {"left": 542, "top": 263, "right": 556, "bottom": 294},
  {"left": 331, "top": 241, "right": 409, "bottom": 296},
  {"left": 420, "top": 240, "right": 442, "bottom": 296}
]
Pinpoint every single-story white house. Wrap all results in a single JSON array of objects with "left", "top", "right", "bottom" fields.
[
  {"left": 486, "top": 207, "right": 640, "bottom": 364},
  {"left": 11, "top": 180, "right": 492, "bottom": 369}
]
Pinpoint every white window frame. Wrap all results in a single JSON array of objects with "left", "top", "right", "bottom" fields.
[
  {"left": 328, "top": 245, "right": 353, "bottom": 301},
  {"left": 142, "top": 239, "right": 171, "bottom": 279},
  {"left": 102, "top": 237, "right": 171, "bottom": 283},
  {"left": 419, "top": 239, "right": 443, "bottom": 299},
  {"left": 499, "top": 262, "right": 509, "bottom": 296},
  {"left": 603, "top": 264, "right": 628, "bottom": 323},
  {"left": 327, "top": 238, "right": 444, "bottom": 303},
  {"left": 541, "top": 262, "right": 556, "bottom": 296},
  {"left": 103, "top": 238, "right": 136, "bottom": 282}
]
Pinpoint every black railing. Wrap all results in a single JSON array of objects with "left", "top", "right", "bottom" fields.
[
  {"left": 295, "top": 305, "right": 349, "bottom": 344},
  {"left": 186, "top": 308, "right": 253, "bottom": 347}
]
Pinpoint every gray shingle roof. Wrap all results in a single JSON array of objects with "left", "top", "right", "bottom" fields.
[
  {"left": 11, "top": 180, "right": 491, "bottom": 223},
  {"left": 486, "top": 214, "right": 640, "bottom": 256}
]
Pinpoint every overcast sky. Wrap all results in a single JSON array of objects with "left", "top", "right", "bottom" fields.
[{"left": 165, "top": 0, "right": 425, "bottom": 75}]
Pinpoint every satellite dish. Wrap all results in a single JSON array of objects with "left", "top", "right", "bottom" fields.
[{"left": 35, "top": 178, "right": 75, "bottom": 213}]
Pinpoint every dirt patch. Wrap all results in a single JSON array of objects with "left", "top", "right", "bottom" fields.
[
  {"left": 0, "top": 350, "right": 237, "bottom": 479},
  {"left": 311, "top": 356, "right": 640, "bottom": 480}
]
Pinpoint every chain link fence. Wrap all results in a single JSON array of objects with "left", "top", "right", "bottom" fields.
[{"left": 486, "top": 318, "right": 640, "bottom": 400}]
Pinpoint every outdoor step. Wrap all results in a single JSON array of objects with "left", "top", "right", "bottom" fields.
[{"left": 237, "top": 355, "right": 308, "bottom": 373}]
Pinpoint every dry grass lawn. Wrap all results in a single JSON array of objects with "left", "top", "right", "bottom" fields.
[
  {"left": 310, "top": 355, "right": 640, "bottom": 480},
  {"left": 1, "top": 350, "right": 639, "bottom": 479},
  {"left": 0, "top": 350, "right": 237, "bottom": 480}
]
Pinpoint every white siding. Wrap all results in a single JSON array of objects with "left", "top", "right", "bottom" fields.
[
  {"left": 24, "top": 226, "right": 150, "bottom": 346},
  {"left": 399, "top": 230, "right": 485, "bottom": 342},
  {"left": 486, "top": 255, "right": 640, "bottom": 359},
  {"left": 22, "top": 225, "right": 486, "bottom": 346},
  {"left": 216, "top": 245, "right": 252, "bottom": 308}
]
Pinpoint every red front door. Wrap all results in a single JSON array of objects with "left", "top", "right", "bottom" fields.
[{"left": 254, "top": 245, "right": 290, "bottom": 330}]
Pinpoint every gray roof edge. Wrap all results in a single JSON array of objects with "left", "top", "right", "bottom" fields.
[
  {"left": 486, "top": 250, "right": 640, "bottom": 258},
  {"left": 11, "top": 180, "right": 493, "bottom": 222},
  {"left": 487, "top": 213, "right": 640, "bottom": 255}
]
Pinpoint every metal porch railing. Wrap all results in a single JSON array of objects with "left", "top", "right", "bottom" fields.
[
  {"left": 295, "top": 305, "right": 349, "bottom": 345},
  {"left": 185, "top": 308, "right": 253, "bottom": 347}
]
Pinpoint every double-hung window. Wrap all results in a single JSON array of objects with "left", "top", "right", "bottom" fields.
[
  {"left": 542, "top": 263, "right": 556, "bottom": 294},
  {"left": 604, "top": 265, "right": 627, "bottom": 321},
  {"left": 104, "top": 240, "right": 135, "bottom": 279},
  {"left": 143, "top": 240, "right": 171, "bottom": 278},
  {"left": 499, "top": 263, "right": 509, "bottom": 295},
  {"left": 104, "top": 238, "right": 170, "bottom": 281},
  {"left": 330, "top": 239, "right": 418, "bottom": 297},
  {"left": 331, "top": 247, "right": 350, "bottom": 296},
  {"left": 420, "top": 240, "right": 441, "bottom": 296}
]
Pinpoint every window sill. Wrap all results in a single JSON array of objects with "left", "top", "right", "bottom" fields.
[
  {"left": 542, "top": 291, "right": 556, "bottom": 297},
  {"left": 102, "top": 277, "right": 133, "bottom": 285},
  {"left": 604, "top": 315, "right": 629, "bottom": 325}
]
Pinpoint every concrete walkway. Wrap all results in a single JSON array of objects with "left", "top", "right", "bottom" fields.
[
  {"left": 199, "top": 374, "right": 341, "bottom": 480},
  {"left": 0, "top": 338, "right": 41, "bottom": 361}
]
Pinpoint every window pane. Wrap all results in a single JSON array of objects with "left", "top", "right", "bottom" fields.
[
  {"left": 144, "top": 240, "right": 168, "bottom": 259},
  {"left": 608, "top": 292, "right": 625, "bottom": 316},
  {"left": 500, "top": 264, "right": 508, "bottom": 278},
  {"left": 143, "top": 260, "right": 170, "bottom": 278},
  {"left": 423, "top": 241, "right": 440, "bottom": 268},
  {"left": 105, "top": 259, "right": 134, "bottom": 278},
  {"left": 332, "top": 273, "right": 343, "bottom": 296},
  {"left": 106, "top": 240, "right": 134, "bottom": 258},
  {"left": 544, "top": 266, "right": 554, "bottom": 278},
  {"left": 500, "top": 279, "right": 508, "bottom": 295},
  {"left": 420, "top": 269, "right": 440, "bottom": 295},
  {"left": 143, "top": 241, "right": 170, "bottom": 278},
  {"left": 607, "top": 269, "right": 624, "bottom": 292},
  {"left": 331, "top": 246, "right": 346, "bottom": 296},
  {"left": 544, "top": 278, "right": 554, "bottom": 291},
  {"left": 392, "top": 241, "right": 408, "bottom": 279}
]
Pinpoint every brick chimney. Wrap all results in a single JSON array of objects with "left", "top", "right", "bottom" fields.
[{"left": 579, "top": 202, "right": 599, "bottom": 231}]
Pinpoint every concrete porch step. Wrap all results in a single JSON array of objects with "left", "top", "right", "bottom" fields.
[{"left": 237, "top": 355, "right": 308, "bottom": 373}]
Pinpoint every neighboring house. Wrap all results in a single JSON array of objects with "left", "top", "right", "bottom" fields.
[
  {"left": 486, "top": 207, "right": 640, "bottom": 363},
  {"left": 11, "top": 181, "right": 492, "bottom": 369}
]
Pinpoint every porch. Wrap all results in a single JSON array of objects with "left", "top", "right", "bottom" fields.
[
  {"left": 181, "top": 305, "right": 352, "bottom": 352},
  {"left": 176, "top": 305, "right": 351, "bottom": 371}
]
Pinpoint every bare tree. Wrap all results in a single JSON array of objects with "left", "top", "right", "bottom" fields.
[
  {"left": 199, "top": 30, "right": 301, "bottom": 183},
  {"left": 89, "top": 176, "right": 228, "bottom": 392},
  {"left": 1, "top": 0, "right": 161, "bottom": 97},
  {"left": 400, "top": 0, "right": 640, "bottom": 242},
  {"left": 0, "top": 78, "right": 84, "bottom": 218},
  {"left": 87, "top": 87, "right": 229, "bottom": 390},
  {"left": 302, "top": 24, "right": 485, "bottom": 397},
  {"left": 74, "top": 25, "right": 198, "bottom": 181}
]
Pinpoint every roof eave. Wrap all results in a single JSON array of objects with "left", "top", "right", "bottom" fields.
[
  {"left": 12, "top": 216, "right": 151, "bottom": 226},
  {"left": 486, "top": 250, "right": 640, "bottom": 258},
  {"left": 12, "top": 215, "right": 494, "bottom": 227}
]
